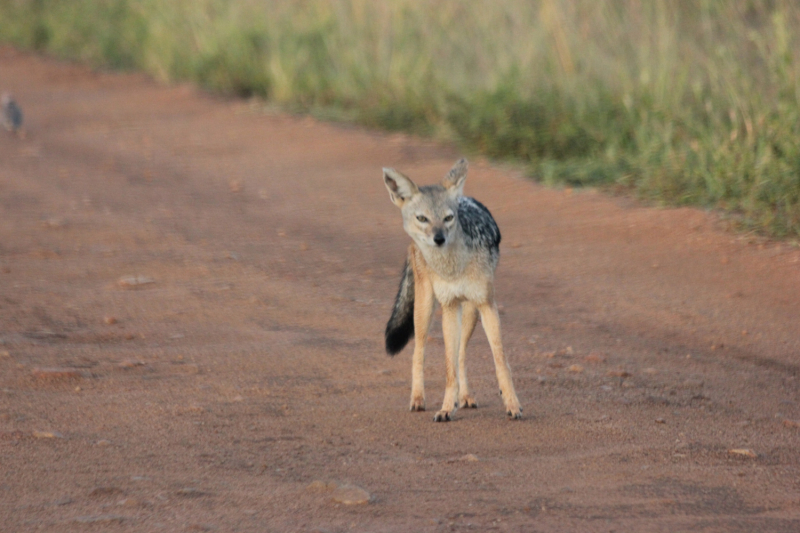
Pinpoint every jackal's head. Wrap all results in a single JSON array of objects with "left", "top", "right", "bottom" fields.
[{"left": 383, "top": 159, "right": 468, "bottom": 249}]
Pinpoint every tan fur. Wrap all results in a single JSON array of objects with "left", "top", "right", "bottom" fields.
[{"left": 384, "top": 160, "right": 522, "bottom": 421}]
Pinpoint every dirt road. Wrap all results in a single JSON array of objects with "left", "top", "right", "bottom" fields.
[{"left": 1, "top": 47, "right": 799, "bottom": 532}]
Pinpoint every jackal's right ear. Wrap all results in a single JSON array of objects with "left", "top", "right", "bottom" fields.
[
  {"left": 383, "top": 168, "right": 418, "bottom": 207},
  {"left": 442, "top": 158, "right": 468, "bottom": 196}
]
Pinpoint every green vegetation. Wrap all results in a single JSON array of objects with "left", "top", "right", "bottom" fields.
[{"left": 2, "top": 0, "right": 800, "bottom": 236}]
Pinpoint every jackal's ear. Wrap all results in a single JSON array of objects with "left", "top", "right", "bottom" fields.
[
  {"left": 383, "top": 168, "right": 418, "bottom": 207},
  {"left": 443, "top": 158, "right": 468, "bottom": 196}
]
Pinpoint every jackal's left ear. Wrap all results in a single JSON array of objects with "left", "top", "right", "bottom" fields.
[
  {"left": 443, "top": 158, "right": 468, "bottom": 196},
  {"left": 383, "top": 168, "right": 418, "bottom": 207}
]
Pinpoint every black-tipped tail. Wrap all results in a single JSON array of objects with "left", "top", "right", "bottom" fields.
[{"left": 385, "top": 259, "right": 414, "bottom": 355}]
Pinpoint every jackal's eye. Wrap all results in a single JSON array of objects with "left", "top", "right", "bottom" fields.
[
  {"left": 443, "top": 214, "right": 454, "bottom": 223},
  {"left": 416, "top": 215, "right": 429, "bottom": 223}
]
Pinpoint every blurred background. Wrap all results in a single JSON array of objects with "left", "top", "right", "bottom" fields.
[{"left": 2, "top": 0, "right": 799, "bottom": 237}]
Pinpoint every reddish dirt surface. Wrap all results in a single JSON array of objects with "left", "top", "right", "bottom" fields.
[{"left": 1, "top": 48, "right": 799, "bottom": 532}]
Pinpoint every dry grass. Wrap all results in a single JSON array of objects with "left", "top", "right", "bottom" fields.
[{"left": 2, "top": 0, "right": 800, "bottom": 236}]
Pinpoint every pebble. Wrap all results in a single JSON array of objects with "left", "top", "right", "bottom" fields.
[
  {"left": 174, "top": 403, "right": 206, "bottom": 415},
  {"left": 41, "top": 217, "right": 67, "bottom": 229},
  {"left": 176, "top": 487, "right": 207, "bottom": 497},
  {"left": 31, "top": 367, "right": 83, "bottom": 381},
  {"left": 331, "top": 485, "right": 371, "bottom": 505},
  {"left": 117, "top": 275, "right": 155, "bottom": 289},
  {"left": 187, "top": 524, "right": 216, "bottom": 532},
  {"left": 306, "top": 480, "right": 338, "bottom": 492},
  {"left": 728, "top": 448, "right": 757, "bottom": 458},
  {"left": 104, "top": 316, "right": 118, "bottom": 325},
  {"left": 681, "top": 378, "right": 705, "bottom": 389},
  {"left": 446, "top": 453, "right": 480, "bottom": 463},
  {"left": 584, "top": 352, "right": 606, "bottom": 364},
  {"left": 307, "top": 480, "right": 371, "bottom": 504},
  {"left": 32, "top": 430, "right": 64, "bottom": 439},
  {"left": 171, "top": 363, "right": 200, "bottom": 375},
  {"left": 89, "top": 486, "right": 124, "bottom": 497},
  {"left": 117, "top": 497, "right": 146, "bottom": 507},
  {"left": 95, "top": 439, "right": 112, "bottom": 447},
  {"left": 118, "top": 360, "right": 145, "bottom": 369},
  {"left": 71, "top": 514, "right": 125, "bottom": 524}
]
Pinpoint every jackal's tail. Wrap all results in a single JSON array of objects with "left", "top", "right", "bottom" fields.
[{"left": 385, "top": 258, "right": 414, "bottom": 355}]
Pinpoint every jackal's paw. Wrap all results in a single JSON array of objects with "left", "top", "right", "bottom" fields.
[
  {"left": 505, "top": 405, "right": 523, "bottom": 420},
  {"left": 409, "top": 397, "right": 426, "bottom": 412},
  {"left": 458, "top": 395, "right": 478, "bottom": 409},
  {"left": 433, "top": 410, "right": 453, "bottom": 422}
]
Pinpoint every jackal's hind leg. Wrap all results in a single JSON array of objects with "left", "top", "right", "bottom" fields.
[
  {"left": 457, "top": 301, "right": 479, "bottom": 409},
  {"left": 479, "top": 302, "right": 522, "bottom": 419}
]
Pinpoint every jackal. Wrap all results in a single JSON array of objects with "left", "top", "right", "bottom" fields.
[{"left": 383, "top": 159, "right": 522, "bottom": 421}]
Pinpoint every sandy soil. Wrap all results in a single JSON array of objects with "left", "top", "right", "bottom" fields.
[{"left": 1, "top": 47, "right": 799, "bottom": 532}]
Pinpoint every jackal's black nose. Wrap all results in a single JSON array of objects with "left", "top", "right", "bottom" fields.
[{"left": 433, "top": 232, "right": 445, "bottom": 246}]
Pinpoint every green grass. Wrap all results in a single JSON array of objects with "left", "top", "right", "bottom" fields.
[{"left": 2, "top": 0, "right": 800, "bottom": 237}]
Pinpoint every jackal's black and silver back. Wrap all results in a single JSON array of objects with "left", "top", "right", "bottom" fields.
[{"left": 458, "top": 196, "right": 501, "bottom": 258}]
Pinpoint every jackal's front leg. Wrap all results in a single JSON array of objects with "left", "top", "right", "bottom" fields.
[
  {"left": 480, "top": 302, "right": 522, "bottom": 419},
  {"left": 410, "top": 264, "right": 434, "bottom": 412},
  {"left": 434, "top": 303, "right": 461, "bottom": 422}
]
